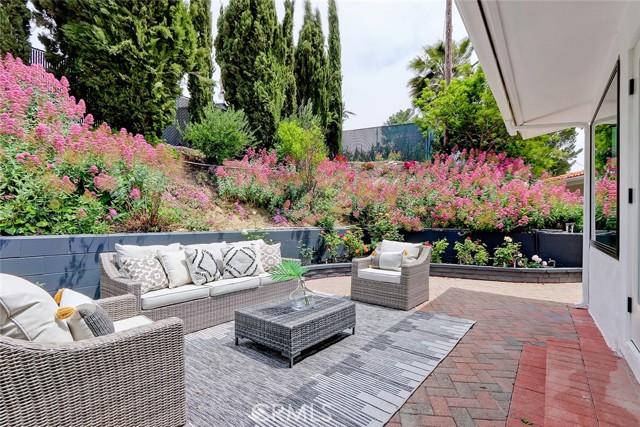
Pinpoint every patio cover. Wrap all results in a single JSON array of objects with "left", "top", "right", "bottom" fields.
[{"left": 455, "top": 0, "right": 629, "bottom": 138}]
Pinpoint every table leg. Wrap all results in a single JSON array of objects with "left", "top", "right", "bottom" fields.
[
  {"left": 289, "top": 356, "right": 294, "bottom": 368},
  {"left": 235, "top": 336, "right": 239, "bottom": 346},
  {"left": 352, "top": 326, "right": 356, "bottom": 335}
]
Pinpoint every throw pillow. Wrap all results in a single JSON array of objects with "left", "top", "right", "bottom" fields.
[
  {"left": 378, "top": 240, "right": 422, "bottom": 261},
  {"left": 157, "top": 249, "right": 192, "bottom": 288},
  {"left": 181, "top": 242, "right": 227, "bottom": 271},
  {"left": 55, "top": 303, "right": 115, "bottom": 341},
  {"left": 261, "top": 243, "right": 282, "bottom": 272},
  {"left": 115, "top": 242, "right": 180, "bottom": 267},
  {"left": 184, "top": 248, "right": 222, "bottom": 285},
  {"left": 0, "top": 273, "right": 74, "bottom": 343},
  {"left": 371, "top": 250, "right": 405, "bottom": 271},
  {"left": 54, "top": 288, "right": 93, "bottom": 307},
  {"left": 121, "top": 256, "right": 169, "bottom": 294},
  {"left": 222, "top": 244, "right": 261, "bottom": 278}
]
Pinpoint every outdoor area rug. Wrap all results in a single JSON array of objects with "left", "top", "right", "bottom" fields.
[{"left": 184, "top": 298, "right": 475, "bottom": 427}]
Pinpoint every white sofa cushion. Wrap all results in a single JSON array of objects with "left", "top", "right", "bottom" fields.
[
  {"left": 257, "top": 272, "right": 280, "bottom": 286},
  {"left": 181, "top": 242, "right": 227, "bottom": 271},
  {"left": 378, "top": 240, "right": 422, "bottom": 261},
  {"left": 184, "top": 248, "right": 222, "bottom": 285},
  {"left": 0, "top": 274, "right": 73, "bottom": 342},
  {"left": 371, "top": 250, "right": 405, "bottom": 271},
  {"left": 157, "top": 249, "right": 192, "bottom": 288},
  {"left": 140, "top": 285, "right": 209, "bottom": 310},
  {"left": 204, "top": 276, "right": 261, "bottom": 297},
  {"left": 115, "top": 242, "right": 180, "bottom": 267},
  {"left": 113, "top": 315, "right": 154, "bottom": 332},
  {"left": 357, "top": 267, "right": 401, "bottom": 284}
]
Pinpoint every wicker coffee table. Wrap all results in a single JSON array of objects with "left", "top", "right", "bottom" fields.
[{"left": 235, "top": 296, "right": 356, "bottom": 367}]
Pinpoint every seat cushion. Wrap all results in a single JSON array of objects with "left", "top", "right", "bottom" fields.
[
  {"left": 113, "top": 315, "right": 154, "bottom": 332},
  {"left": 357, "top": 267, "right": 401, "bottom": 284},
  {"left": 204, "top": 276, "right": 261, "bottom": 297},
  {"left": 141, "top": 285, "right": 209, "bottom": 310},
  {"left": 0, "top": 274, "right": 74, "bottom": 342},
  {"left": 257, "top": 272, "right": 280, "bottom": 286}
]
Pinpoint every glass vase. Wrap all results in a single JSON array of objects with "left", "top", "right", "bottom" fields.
[{"left": 289, "top": 278, "right": 316, "bottom": 311}]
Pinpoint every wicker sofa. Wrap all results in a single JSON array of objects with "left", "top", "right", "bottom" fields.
[
  {"left": 100, "top": 252, "right": 298, "bottom": 334},
  {"left": 351, "top": 243, "right": 431, "bottom": 310},
  {"left": 0, "top": 294, "right": 186, "bottom": 427}
]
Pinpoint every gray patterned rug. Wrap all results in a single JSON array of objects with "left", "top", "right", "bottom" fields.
[{"left": 185, "top": 298, "right": 474, "bottom": 427}]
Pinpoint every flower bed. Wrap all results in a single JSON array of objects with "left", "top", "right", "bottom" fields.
[
  {"left": 0, "top": 55, "right": 220, "bottom": 235},
  {"left": 217, "top": 149, "right": 588, "bottom": 234}
]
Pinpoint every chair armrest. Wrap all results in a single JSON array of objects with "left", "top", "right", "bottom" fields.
[
  {"left": 99, "top": 252, "right": 142, "bottom": 308},
  {"left": 0, "top": 318, "right": 185, "bottom": 426},
  {"left": 96, "top": 294, "right": 138, "bottom": 321},
  {"left": 401, "top": 246, "right": 431, "bottom": 274},
  {"left": 352, "top": 256, "right": 372, "bottom": 272}
]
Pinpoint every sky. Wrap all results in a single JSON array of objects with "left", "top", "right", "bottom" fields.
[{"left": 211, "top": 0, "right": 467, "bottom": 131}]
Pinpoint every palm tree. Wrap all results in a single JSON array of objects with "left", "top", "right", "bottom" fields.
[{"left": 407, "top": 37, "right": 474, "bottom": 100}]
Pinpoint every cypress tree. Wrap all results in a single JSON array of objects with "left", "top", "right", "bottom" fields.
[
  {"left": 295, "top": 0, "right": 327, "bottom": 126},
  {"left": 215, "top": 0, "right": 285, "bottom": 148},
  {"left": 188, "top": 0, "right": 215, "bottom": 124},
  {"left": 0, "top": 0, "right": 31, "bottom": 63},
  {"left": 281, "top": 0, "right": 296, "bottom": 118},
  {"left": 33, "top": 0, "right": 196, "bottom": 141},
  {"left": 326, "top": 0, "right": 343, "bottom": 157}
]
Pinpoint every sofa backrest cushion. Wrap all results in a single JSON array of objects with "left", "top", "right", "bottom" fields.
[
  {"left": 181, "top": 242, "right": 227, "bottom": 271},
  {"left": 115, "top": 243, "right": 180, "bottom": 267},
  {"left": 157, "top": 249, "right": 192, "bottom": 288},
  {"left": 0, "top": 274, "right": 74, "bottom": 342},
  {"left": 378, "top": 240, "right": 422, "bottom": 261}
]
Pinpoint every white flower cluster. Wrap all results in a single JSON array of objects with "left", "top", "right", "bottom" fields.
[{"left": 531, "top": 254, "right": 548, "bottom": 267}]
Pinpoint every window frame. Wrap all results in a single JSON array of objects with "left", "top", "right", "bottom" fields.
[{"left": 590, "top": 59, "right": 620, "bottom": 259}]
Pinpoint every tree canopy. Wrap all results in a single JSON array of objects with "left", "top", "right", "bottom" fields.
[
  {"left": 325, "top": 0, "right": 343, "bottom": 158},
  {"left": 0, "top": 0, "right": 31, "bottom": 63},
  {"left": 215, "top": 0, "right": 287, "bottom": 148},
  {"left": 384, "top": 109, "right": 416, "bottom": 126},
  {"left": 188, "top": 0, "right": 215, "bottom": 124},
  {"left": 416, "top": 67, "right": 581, "bottom": 176},
  {"left": 33, "top": 0, "right": 196, "bottom": 141},
  {"left": 407, "top": 37, "right": 473, "bottom": 102}
]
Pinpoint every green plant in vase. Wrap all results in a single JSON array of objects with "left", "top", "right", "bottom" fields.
[{"left": 269, "top": 260, "right": 315, "bottom": 310}]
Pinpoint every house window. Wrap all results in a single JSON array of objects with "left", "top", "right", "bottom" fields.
[{"left": 591, "top": 60, "right": 619, "bottom": 257}]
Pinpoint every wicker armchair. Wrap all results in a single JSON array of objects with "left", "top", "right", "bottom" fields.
[
  {"left": 351, "top": 245, "right": 431, "bottom": 310},
  {"left": 0, "top": 294, "right": 186, "bottom": 427}
]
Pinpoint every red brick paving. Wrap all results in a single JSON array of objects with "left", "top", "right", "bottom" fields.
[{"left": 385, "top": 288, "right": 640, "bottom": 427}]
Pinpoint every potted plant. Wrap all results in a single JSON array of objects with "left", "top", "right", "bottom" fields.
[{"left": 269, "top": 260, "right": 316, "bottom": 310}]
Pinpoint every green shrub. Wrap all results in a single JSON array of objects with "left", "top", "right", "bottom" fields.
[
  {"left": 454, "top": 238, "right": 489, "bottom": 266},
  {"left": 426, "top": 238, "right": 449, "bottom": 263},
  {"left": 183, "top": 106, "right": 255, "bottom": 164},
  {"left": 276, "top": 117, "right": 327, "bottom": 191}
]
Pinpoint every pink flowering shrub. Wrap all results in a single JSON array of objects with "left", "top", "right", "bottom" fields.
[
  {"left": 595, "top": 158, "right": 617, "bottom": 231},
  {"left": 0, "top": 54, "right": 217, "bottom": 235},
  {"left": 217, "top": 148, "right": 586, "bottom": 233}
]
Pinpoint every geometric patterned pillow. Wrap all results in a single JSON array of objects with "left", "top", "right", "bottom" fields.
[
  {"left": 222, "top": 245, "right": 259, "bottom": 279},
  {"left": 121, "top": 256, "right": 169, "bottom": 294},
  {"left": 260, "top": 243, "right": 282, "bottom": 272},
  {"left": 184, "top": 248, "right": 222, "bottom": 285}
]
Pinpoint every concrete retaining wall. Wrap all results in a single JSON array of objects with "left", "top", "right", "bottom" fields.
[{"left": 0, "top": 228, "right": 345, "bottom": 298}]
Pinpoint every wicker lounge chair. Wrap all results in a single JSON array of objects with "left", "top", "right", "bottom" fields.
[
  {"left": 351, "top": 243, "right": 431, "bottom": 310},
  {"left": 0, "top": 294, "right": 186, "bottom": 427}
]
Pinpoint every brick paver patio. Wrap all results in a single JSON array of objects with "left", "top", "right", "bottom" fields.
[{"left": 307, "top": 276, "right": 640, "bottom": 426}]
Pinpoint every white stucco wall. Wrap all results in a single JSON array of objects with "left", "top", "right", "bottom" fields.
[{"left": 585, "top": 1, "right": 640, "bottom": 379}]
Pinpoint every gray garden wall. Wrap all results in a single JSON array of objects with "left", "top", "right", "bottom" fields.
[{"left": 0, "top": 228, "right": 344, "bottom": 299}]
